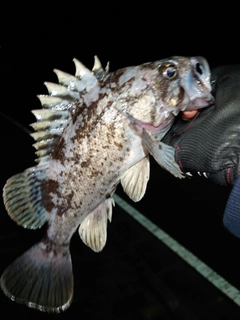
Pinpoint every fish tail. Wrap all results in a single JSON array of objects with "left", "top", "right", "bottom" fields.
[{"left": 0, "top": 239, "right": 73, "bottom": 313}]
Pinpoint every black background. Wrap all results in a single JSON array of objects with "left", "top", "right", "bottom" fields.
[{"left": 1, "top": 3, "right": 240, "bottom": 318}]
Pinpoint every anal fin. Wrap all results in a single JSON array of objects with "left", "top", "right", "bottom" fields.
[
  {"left": 78, "top": 197, "right": 115, "bottom": 252},
  {"left": 121, "top": 155, "right": 150, "bottom": 202}
]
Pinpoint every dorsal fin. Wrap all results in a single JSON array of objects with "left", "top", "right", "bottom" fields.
[
  {"left": 31, "top": 56, "right": 108, "bottom": 163},
  {"left": 92, "top": 55, "right": 110, "bottom": 80}
]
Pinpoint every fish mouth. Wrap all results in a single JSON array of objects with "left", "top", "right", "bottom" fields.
[
  {"left": 181, "top": 96, "right": 214, "bottom": 120},
  {"left": 129, "top": 94, "right": 214, "bottom": 133},
  {"left": 185, "top": 96, "right": 214, "bottom": 110}
]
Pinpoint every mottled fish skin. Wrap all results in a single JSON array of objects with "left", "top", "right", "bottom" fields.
[{"left": 1, "top": 55, "right": 214, "bottom": 313}]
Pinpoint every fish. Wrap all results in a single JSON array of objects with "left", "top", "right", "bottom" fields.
[{"left": 1, "top": 55, "right": 214, "bottom": 313}]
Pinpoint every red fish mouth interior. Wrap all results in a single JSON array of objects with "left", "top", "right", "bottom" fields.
[
  {"left": 181, "top": 110, "right": 199, "bottom": 119},
  {"left": 181, "top": 97, "right": 214, "bottom": 119}
]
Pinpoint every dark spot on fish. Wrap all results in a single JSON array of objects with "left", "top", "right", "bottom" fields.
[
  {"left": 48, "top": 113, "right": 66, "bottom": 121},
  {"left": 42, "top": 237, "right": 58, "bottom": 255},
  {"left": 72, "top": 101, "right": 88, "bottom": 125},
  {"left": 159, "top": 144, "right": 162, "bottom": 150},
  {"left": 42, "top": 177, "right": 73, "bottom": 216},
  {"left": 42, "top": 237, "right": 68, "bottom": 256},
  {"left": 73, "top": 154, "right": 81, "bottom": 165},
  {"left": 42, "top": 179, "right": 59, "bottom": 213},
  {"left": 81, "top": 160, "right": 90, "bottom": 167},
  {"left": 114, "top": 141, "right": 123, "bottom": 150},
  {"left": 51, "top": 136, "right": 67, "bottom": 163},
  {"left": 107, "top": 68, "right": 125, "bottom": 86}
]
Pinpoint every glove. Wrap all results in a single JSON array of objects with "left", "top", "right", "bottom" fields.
[
  {"left": 163, "top": 64, "right": 240, "bottom": 186},
  {"left": 162, "top": 64, "right": 240, "bottom": 238}
]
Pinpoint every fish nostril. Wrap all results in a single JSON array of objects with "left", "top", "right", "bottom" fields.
[{"left": 195, "top": 62, "right": 203, "bottom": 76}]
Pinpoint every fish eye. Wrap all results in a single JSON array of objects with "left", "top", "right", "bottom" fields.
[{"left": 163, "top": 65, "right": 177, "bottom": 79}]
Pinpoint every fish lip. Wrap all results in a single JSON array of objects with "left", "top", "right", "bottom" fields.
[{"left": 184, "top": 94, "right": 215, "bottom": 111}]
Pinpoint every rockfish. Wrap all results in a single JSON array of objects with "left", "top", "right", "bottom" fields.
[{"left": 1, "top": 55, "right": 213, "bottom": 312}]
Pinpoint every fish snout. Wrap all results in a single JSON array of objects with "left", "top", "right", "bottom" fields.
[
  {"left": 183, "top": 56, "right": 214, "bottom": 110},
  {"left": 190, "top": 56, "right": 212, "bottom": 91}
]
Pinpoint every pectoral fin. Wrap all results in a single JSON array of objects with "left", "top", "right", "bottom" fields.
[
  {"left": 3, "top": 164, "right": 49, "bottom": 229},
  {"left": 79, "top": 197, "right": 115, "bottom": 252},
  {"left": 121, "top": 156, "right": 150, "bottom": 202},
  {"left": 142, "top": 129, "right": 184, "bottom": 179}
]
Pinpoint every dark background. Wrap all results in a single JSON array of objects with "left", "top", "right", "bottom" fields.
[{"left": 1, "top": 4, "right": 240, "bottom": 319}]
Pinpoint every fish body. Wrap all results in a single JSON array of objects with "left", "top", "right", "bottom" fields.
[{"left": 1, "top": 56, "right": 213, "bottom": 312}]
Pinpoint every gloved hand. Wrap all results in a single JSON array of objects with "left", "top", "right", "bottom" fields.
[
  {"left": 162, "top": 64, "right": 240, "bottom": 237},
  {"left": 163, "top": 64, "right": 240, "bottom": 186}
]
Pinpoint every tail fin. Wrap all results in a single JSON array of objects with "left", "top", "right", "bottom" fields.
[{"left": 0, "top": 240, "right": 73, "bottom": 313}]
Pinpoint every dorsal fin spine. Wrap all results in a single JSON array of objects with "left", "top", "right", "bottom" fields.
[
  {"left": 53, "top": 69, "right": 77, "bottom": 86},
  {"left": 32, "top": 56, "right": 103, "bottom": 163}
]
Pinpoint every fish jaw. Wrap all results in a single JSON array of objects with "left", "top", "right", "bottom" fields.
[{"left": 186, "top": 96, "right": 213, "bottom": 110}]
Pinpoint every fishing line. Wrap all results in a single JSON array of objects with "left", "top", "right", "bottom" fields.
[{"left": 113, "top": 193, "right": 240, "bottom": 306}]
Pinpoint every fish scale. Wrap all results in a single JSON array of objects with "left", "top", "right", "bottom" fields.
[{"left": 1, "top": 55, "right": 214, "bottom": 313}]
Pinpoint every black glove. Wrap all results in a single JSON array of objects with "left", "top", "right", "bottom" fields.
[
  {"left": 163, "top": 64, "right": 240, "bottom": 186},
  {"left": 162, "top": 64, "right": 240, "bottom": 238}
]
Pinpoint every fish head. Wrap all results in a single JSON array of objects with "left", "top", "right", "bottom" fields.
[
  {"left": 126, "top": 56, "right": 214, "bottom": 133},
  {"left": 154, "top": 55, "right": 214, "bottom": 118}
]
